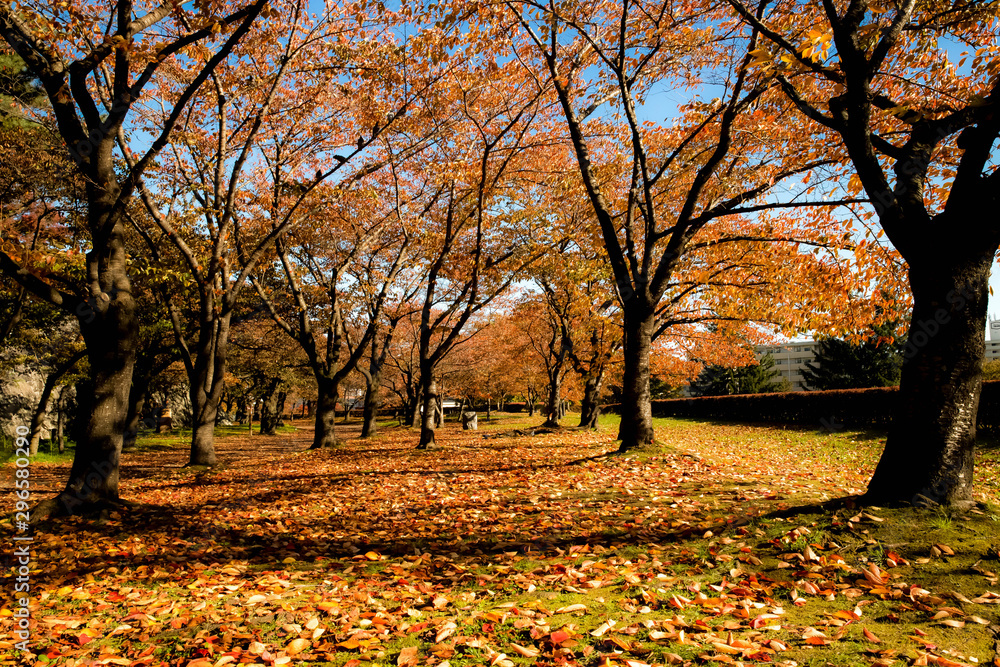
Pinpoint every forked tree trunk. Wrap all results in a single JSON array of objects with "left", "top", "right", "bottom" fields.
[
  {"left": 361, "top": 380, "right": 379, "bottom": 438},
  {"left": 617, "top": 310, "right": 656, "bottom": 452},
  {"left": 311, "top": 376, "right": 340, "bottom": 448},
  {"left": 41, "top": 210, "right": 138, "bottom": 519},
  {"left": 276, "top": 391, "right": 287, "bottom": 424},
  {"left": 434, "top": 394, "right": 444, "bottom": 428},
  {"left": 579, "top": 370, "right": 604, "bottom": 429},
  {"left": 417, "top": 375, "right": 439, "bottom": 449},
  {"left": 866, "top": 250, "right": 995, "bottom": 506}
]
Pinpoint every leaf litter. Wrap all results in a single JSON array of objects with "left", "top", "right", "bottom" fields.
[{"left": 2, "top": 417, "right": 1000, "bottom": 667}]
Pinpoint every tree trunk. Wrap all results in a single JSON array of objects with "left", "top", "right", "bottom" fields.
[
  {"left": 276, "top": 391, "right": 287, "bottom": 425},
  {"left": 361, "top": 369, "right": 383, "bottom": 438},
  {"left": 579, "top": 370, "right": 604, "bottom": 429},
  {"left": 405, "top": 393, "right": 419, "bottom": 427},
  {"left": 617, "top": 310, "right": 656, "bottom": 452},
  {"left": 235, "top": 396, "right": 248, "bottom": 424},
  {"left": 122, "top": 375, "right": 151, "bottom": 451},
  {"left": 486, "top": 397, "right": 492, "bottom": 422},
  {"left": 189, "top": 366, "right": 223, "bottom": 466},
  {"left": 866, "top": 251, "right": 994, "bottom": 506},
  {"left": 55, "top": 387, "right": 65, "bottom": 454},
  {"left": 259, "top": 378, "right": 282, "bottom": 436},
  {"left": 42, "top": 214, "right": 138, "bottom": 518},
  {"left": 311, "top": 376, "right": 339, "bottom": 448},
  {"left": 417, "top": 375, "right": 439, "bottom": 449},
  {"left": 542, "top": 374, "right": 562, "bottom": 428},
  {"left": 187, "top": 316, "right": 231, "bottom": 466}
]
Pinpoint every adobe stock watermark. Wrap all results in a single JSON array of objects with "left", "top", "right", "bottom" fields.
[
  {"left": 902, "top": 279, "right": 981, "bottom": 361},
  {"left": 11, "top": 424, "right": 33, "bottom": 653}
]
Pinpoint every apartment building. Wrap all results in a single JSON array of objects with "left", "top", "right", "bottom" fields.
[
  {"left": 988, "top": 320, "right": 1000, "bottom": 359},
  {"left": 754, "top": 341, "right": 818, "bottom": 392},
  {"left": 754, "top": 319, "right": 1000, "bottom": 391}
]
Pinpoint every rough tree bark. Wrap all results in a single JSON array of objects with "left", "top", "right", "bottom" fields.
[
  {"left": 311, "top": 376, "right": 340, "bottom": 449},
  {"left": 866, "top": 248, "right": 996, "bottom": 505},
  {"left": 578, "top": 368, "right": 605, "bottom": 429},
  {"left": 417, "top": 374, "right": 439, "bottom": 449},
  {"left": 617, "top": 309, "right": 656, "bottom": 451},
  {"left": 542, "top": 375, "right": 563, "bottom": 428},
  {"left": 55, "top": 386, "right": 66, "bottom": 454}
]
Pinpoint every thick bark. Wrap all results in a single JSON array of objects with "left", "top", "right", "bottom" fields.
[
  {"left": 617, "top": 309, "right": 656, "bottom": 452},
  {"left": 235, "top": 396, "right": 248, "bottom": 424},
  {"left": 43, "top": 219, "right": 138, "bottom": 518},
  {"left": 542, "top": 375, "right": 563, "bottom": 428},
  {"left": 188, "top": 362, "right": 223, "bottom": 465},
  {"left": 417, "top": 375, "right": 439, "bottom": 449},
  {"left": 866, "top": 251, "right": 995, "bottom": 506},
  {"left": 579, "top": 369, "right": 604, "bottom": 429},
  {"left": 276, "top": 391, "right": 287, "bottom": 424},
  {"left": 311, "top": 376, "right": 339, "bottom": 448}
]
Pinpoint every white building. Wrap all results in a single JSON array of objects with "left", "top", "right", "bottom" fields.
[
  {"left": 754, "top": 341, "right": 818, "bottom": 392},
  {"left": 752, "top": 319, "right": 1000, "bottom": 392},
  {"left": 988, "top": 320, "right": 1000, "bottom": 359}
]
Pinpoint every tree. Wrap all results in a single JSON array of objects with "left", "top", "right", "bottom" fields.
[
  {"left": 253, "top": 173, "right": 430, "bottom": 449},
  {"left": 495, "top": 0, "right": 878, "bottom": 453},
  {"left": 802, "top": 321, "right": 905, "bottom": 390},
  {"left": 690, "top": 353, "right": 786, "bottom": 396},
  {"left": 408, "top": 59, "right": 552, "bottom": 449},
  {"left": 0, "top": 0, "right": 270, "bottom": 516},
  {"left": 725, "top": 0, "right": 999, "bottom": 505},
  {"left": 133, "top": 0, "right": 415, "bottom": 463},
  {"left": 514, "top": 295, "right": 572, "bottom": 427}
]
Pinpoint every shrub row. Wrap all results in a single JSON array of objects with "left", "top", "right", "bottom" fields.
[
  {"left": 505, "top": 402, "right": 540, "bottom": 413},
  {"left": 603, "top": 381, "right": 1000, "bottom": 430}
]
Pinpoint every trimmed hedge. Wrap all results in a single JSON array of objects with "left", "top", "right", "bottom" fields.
[
  {"left": 505, "top": 402, "right": 540, "bottom": 413},
  {"left": 602, "top": 380, "right": 1000, "bottom": 430}
]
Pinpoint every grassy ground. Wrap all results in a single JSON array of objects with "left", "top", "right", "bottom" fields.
[
  {"left": 3, "top": 413, "right": 1000, "bottom": 667},
  {"left": 0, "top": 424, "right": 300, "bottom": 465}
]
